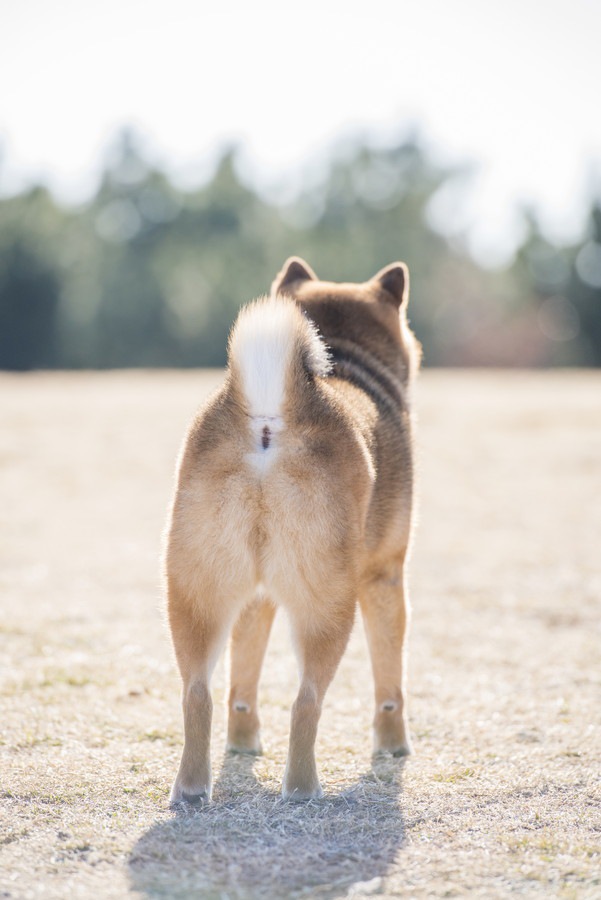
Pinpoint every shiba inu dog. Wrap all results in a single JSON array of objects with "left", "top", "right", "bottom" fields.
[{"left": 166, "top": 257, "right": 421, "bottom": 803}]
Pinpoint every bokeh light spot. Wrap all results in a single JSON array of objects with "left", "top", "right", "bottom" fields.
[
  {"left": 95, "top": 199, "right": 141, "bottom": 243},
  {"left": 537, "top": 296, "right": 580, "bottom": 342},
  {"left": 575, "top": 241, "right": 601, "bottom": 289}
]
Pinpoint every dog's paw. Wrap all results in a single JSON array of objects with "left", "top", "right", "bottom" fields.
[
  {"left": 226, "top": 723, "right": 263, "bottom": 756},
  {"left": 281, "top": 781, "right": 323, "bottom": 802},
  {"left": 373, "top": 734, "right": 413, "bottom": 757},
  {"left": 373, "top": 709, "right": 413, "bottom": 758},
  {"left": 169, "top": 781, "right": 212, "bottom": 808},
  {"left": 227, "top": 707, "right": 262, "bottom": 755},
  {"left": 373, "top": 740, "right": 413, "bottom": 759},
  {"left": 392, "top": 740, "right": 413, "bottom": 757},
  {"left": 226, "top": 740, "right": 263, "bottom": 756}
]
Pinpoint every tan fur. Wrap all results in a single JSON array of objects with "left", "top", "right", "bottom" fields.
[{"left": 165, "top": 258, "right": 420, "bottom": 804}]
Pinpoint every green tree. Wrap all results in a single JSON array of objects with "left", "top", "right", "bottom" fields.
[{"left": 0, "top": 187, "right": 63, "bottom": 369}]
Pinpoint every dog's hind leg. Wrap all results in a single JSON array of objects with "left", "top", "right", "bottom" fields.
[
  {"left": 282, "top": 601, "right": 355, "bottom": 800},
  {"left": 227, "top": 596, "right": 276, "bottom": 754},
  {"left": 168, "top": 594, "right": 231, "bottom": 806},
  {"left": 359, "top": 563, "right": 412, "bottom": 757}
]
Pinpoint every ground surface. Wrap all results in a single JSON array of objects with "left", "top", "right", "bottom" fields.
[{"left": 0, "top": 369, "right": 599, "bottom": 899}]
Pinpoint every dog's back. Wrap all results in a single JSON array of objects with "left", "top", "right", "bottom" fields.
[
  {"left": 282, "top": 259, "right": 420, "bottom": 562},
  {"left": 167, "top": 258, "right": 419, "bottom": 804}
]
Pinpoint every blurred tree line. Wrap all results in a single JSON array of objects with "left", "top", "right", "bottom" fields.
[{"left": 1, "top": 130, "right": 600, "bottom": 370}]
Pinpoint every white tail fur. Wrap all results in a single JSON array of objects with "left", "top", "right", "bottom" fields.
[{"left": 229, "top": 297, "right": 330, "bottom": 420}]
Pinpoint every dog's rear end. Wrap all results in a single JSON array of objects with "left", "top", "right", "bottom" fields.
[{"left": 167, "top": 258, "right": 419, "bottom": 803}]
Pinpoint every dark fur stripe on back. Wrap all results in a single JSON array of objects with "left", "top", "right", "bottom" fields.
[{"left": 326, "top": 338, "right": 407, "bottom": 414}]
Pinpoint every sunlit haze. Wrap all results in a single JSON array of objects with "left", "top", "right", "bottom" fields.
[{"left": 1, "top": 0, "right": 600, "bottom": 264}]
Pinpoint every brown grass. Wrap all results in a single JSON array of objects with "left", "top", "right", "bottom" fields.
[{"left": 1, "top": 369, "right": 599, "bottom": 899}]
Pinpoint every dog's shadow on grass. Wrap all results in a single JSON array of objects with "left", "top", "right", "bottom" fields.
[{"left": 129, "top": 753, "right": 406, "bottom": 899}]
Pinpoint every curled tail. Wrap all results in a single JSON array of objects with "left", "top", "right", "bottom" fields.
[{"left": 228, "top": 297, "right": 330, "bottom": 449}]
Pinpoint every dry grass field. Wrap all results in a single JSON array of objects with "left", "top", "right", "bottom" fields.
[{"left": 1, "top": 369, "right": 600, "bottom": 899}]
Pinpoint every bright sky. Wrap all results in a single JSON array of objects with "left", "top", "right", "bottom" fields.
[{"left": 1, "top": 0, "right": 600, "bottom": 264}]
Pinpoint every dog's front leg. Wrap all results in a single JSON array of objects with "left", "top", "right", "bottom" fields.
[
  {"left": 283, "top": 606, "right": 354, "bottom": 800},
  {"left": 359, "top": 563, "right": 412, "bottom": 757},
  {"left": 227, "top": 596, "right": 276, "bottom": 754}
]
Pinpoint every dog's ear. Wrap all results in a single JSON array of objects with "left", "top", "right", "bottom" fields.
[
  {"left": 271, "top": 257, "right": 317, "bottom": 296},
  {"left": 372, "top": 262, "right": 409, "bottom": 308}
]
